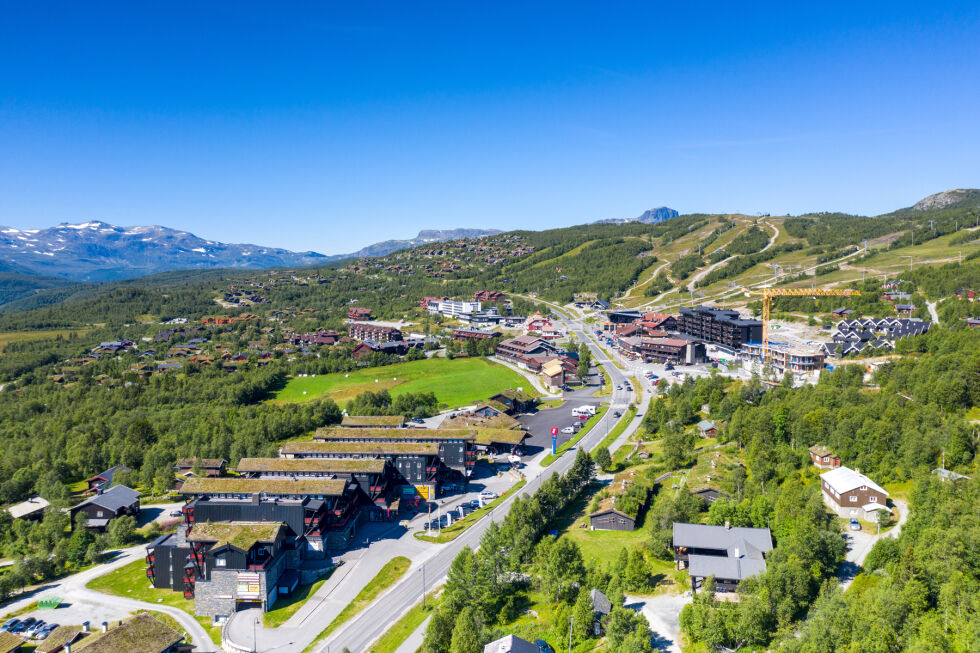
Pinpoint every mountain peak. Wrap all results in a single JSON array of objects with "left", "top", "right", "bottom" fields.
[
  {"left": 593, "top": 205, "right": 679, "bottom": 225},
  {"left": 911, "top": 189, "right": 980, "bottom": 211}
]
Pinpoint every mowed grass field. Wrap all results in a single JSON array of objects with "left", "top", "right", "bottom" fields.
[{"left": 271, "top": 357, "right": 534, "bottom": 408}]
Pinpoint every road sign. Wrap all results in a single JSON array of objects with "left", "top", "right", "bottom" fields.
[
  {"left": 550, "top": 427, "right": 558, "bottom": 436},
  {"left": 550, "top": 427, "right": 558, "bottom": 455}
]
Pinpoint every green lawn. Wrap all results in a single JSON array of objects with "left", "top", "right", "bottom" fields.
[
  {"left": 541, "top": 407, "right": 608, "bottom": 467},
  {"left": 596, "top": 404, "right": 636, "bottom": 454},
  {"left": 369, "top": 591, "right": 443, "bottom": 653},
  {"left": 271, "top": 357, "right": 533, "bottom": 409},
  {"left": 303, "top": 556, "right": 412, "bottom": 652},
  {"left": 415, "top": 480, "right": 526, "bottom": 543},
  {"left": 262, "top": 574, "right": 330, "bottom": 628},
  {"left": 86, "top": 560, "right": 222, "bottom": 646}
]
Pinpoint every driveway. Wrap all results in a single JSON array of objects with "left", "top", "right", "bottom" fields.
[
  {"left": 838, "top": 499, "right": 908, "bottom": 589},
  {"left": 627, "top": 592, "right": 691, "bottom": 653}
]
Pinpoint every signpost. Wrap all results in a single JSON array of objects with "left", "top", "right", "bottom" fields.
[{"left": 550, "top": 426, "right": 558, "bottom": 455}]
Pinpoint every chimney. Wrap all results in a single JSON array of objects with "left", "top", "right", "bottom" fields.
[
  {"left": 82, "top": 621, "right": 90, "bottom": 632},
  {"left": 65, "top": 644, "right": 71, "bottom": 653},
  {"left": 101, "top": 621, "right": 108, "bottom": 633},
  {"left": 724, "top": 521, "right": 730, "bottom": 530}
]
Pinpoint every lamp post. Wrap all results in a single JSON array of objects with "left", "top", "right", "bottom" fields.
[{"left": 420, "top": 564, "right": 426, "bottom": 609}]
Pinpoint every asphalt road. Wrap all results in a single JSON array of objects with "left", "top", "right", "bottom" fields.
[{"left": 317, "top": 304, "right": 636, "bottom": 653}]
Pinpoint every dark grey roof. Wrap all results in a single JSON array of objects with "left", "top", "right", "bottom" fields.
[
  {"left": 672, "top": 522, "right": 772, "bottom": 556},
  {"left": 88, "top": 464, "right": 131, "bottom": 485},
  {"left": 688, "top": 553, "right": 767, "bottom": 581},
  {"left": 590, "top": 589, "right": 612, "bottom": 616},
  {"left": 483, "top": 634, "right": 540, "bottom": 653},
  {"left": 75, "top": 485, "right": 141, "bottom": 513}
]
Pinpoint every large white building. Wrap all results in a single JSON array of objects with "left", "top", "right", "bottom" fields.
[
  {"left": 820, "top": 466, "right": 890, "bottom": 522},
  {"left": 427, "top": 299, "right": 481, "bottom": 318}
]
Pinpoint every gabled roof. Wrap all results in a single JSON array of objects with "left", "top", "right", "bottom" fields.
[
  {"left": 688, "top": 552, "right": 767, "bottom": 581},
  {"left": 175, "top": 457, "right": 226, "bottom": 469},
  {"left": 820, "top": 466, "right": 888, "bottom": 496},
  {"left": 672, "top": 522, "right": 773, "bottom": 557},
  {"left": 483, "top": 634, "right": 540, "bottom": 653},
  {"left": 86, "top": 464, "right": 131, "bottom": 485},
  {"left": 74, "top": 485, "right": 141, "bottom": 513},
  {"left": 697, "top": 420, "right": 716, "bottom": 431},
  {"left": 590, "top": 589, "right": 612, "bottom": 615},
  {"left": 7, "top": 495, "right": 50, "bottom": 519},
  {"left": 315, "top": 427, "right": 475, "bottom": 441}
]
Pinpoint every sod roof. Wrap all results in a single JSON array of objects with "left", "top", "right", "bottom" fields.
[
  {"left": 472, "top": 428, "right": 529, "bottom": 445},
  {"left": 314, "top": 427, "right": 476, "bottom": 441},
  {"left": 0, "top": 631, "right": 22, "bottom": 653},
  {"left": 36, "top": 626, "right": 84, "bottom": 653},
  {"left": 187, "top": 521, "right": 284, "bottom": 550},
  {"left": 74, "top": 613, "right": 182, "bottom": 653},
  {"left": 281, "top": 441, "right": 439, "bottom": 456},
  {"left": 341, "top": 415, "right": 406, "bottom": 427},
  {"left": 492, "top": 388, "right": 535, "bottom": 402},
  {"left": 180, "top": 477, "right": 348, "bottom": 496},
  {"left": 236, "top": 457, "right": 386, "bottom": 474}
]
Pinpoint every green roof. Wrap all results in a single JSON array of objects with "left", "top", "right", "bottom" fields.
[
  {"left": 36, "top": 626, "right": 84, "bottom": 653},
  {"left": 492, "top": 388, "right": 534, "bottom": 402},
  {"left": 483, "top": 399, "right": 511, "bottom": 413},
  {"left": 236, "top": 457, "right": 386, "bottom": 474},
  {"left": 188, "top": 521, "right": 284, "bottom": 550},
  {"left": 314, "top": 427, "right": 475, "bottom": 441},
  {"left": 74, "top": 614, "right": 182, "bottom": 653},
  {"left": 341, "top": 415, "right": 406, "bottom": 427},
  {"left": 282, "top": 441, "right": 438, "bottom": 456},
  {"left": 0, "top": 631, "right": 22, "bottom": 653},
  {"left": 180, "top": 477, "right": 348, "bottom": 496},
  {"left": 472, "top": 428, "right": 528, "bottom": 445}
]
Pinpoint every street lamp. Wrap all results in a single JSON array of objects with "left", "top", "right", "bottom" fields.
[{"left": 420, "top": 564, "right": 426, "bottom": 609}]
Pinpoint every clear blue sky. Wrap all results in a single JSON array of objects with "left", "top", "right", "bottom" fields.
[{"left": 1, "top": 2, "right": 978, "bottom": 254}]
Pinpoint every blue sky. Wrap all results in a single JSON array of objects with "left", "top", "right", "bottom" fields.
[{"left": 1, "top": 2, "right": 978, "bottom": 254}]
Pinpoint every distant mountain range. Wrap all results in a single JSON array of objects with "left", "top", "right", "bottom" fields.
[
  {"left": 345, "top": 228, "right": 502, "bottom": 258},
  {"left": 593, "top": 206, "right": 679, "bottom": 224},
  {"left": 0, "top": 222, "right": 502, "bottom": 282}
]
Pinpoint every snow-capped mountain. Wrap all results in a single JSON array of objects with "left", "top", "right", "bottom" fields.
[{"left": 0, "top": 221, "right": 329, "bottom": 281}]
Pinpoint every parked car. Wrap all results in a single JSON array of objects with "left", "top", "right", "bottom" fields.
[
  {"left": 535, "top": 640, "right": 555, "bottom": 653},
  {"left": 1, "top": 619, "right": 20, "bottom": 632},
  {"left": 170, "top": 509, "right": 183, "bottom": 517},
  {"left": 37, "top": 623, "right": 59, "bottom": 640},
  {"left": 664, "top": 363, "right": 674, "bottom": 370},
  {"left": 15, "top": 618, "right": 36, "bottom": 634},
  {"left": 849, "top": 518, "right": 861, "bottom": 531},
  {"left": 468, "top": 499, "right": 482, "bottom": 508},
  {"left": 411, "top": 417, "right": 425, "bottom": 424},
  {"left": 577, "top": 414, "right": 589, "bottom": 420},
  {"left": 24, "top": 620, "right": 45, "bottom": 638},
  {"left": 560, "top": 426, "right": 574, "bottom": 434},
  {"left": 479, "top": 490, "right": 498, "bottom": 501},
  {"left": 612, "top": 410, "right": 621, "bottom": 417}
]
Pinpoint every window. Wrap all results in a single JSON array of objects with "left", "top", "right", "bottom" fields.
[
  {"left": 215, "top": 557, "right": 227, "bottom": 567},
  {"left": 868, "top": 496, "right": 878, "bottom": 503},
  {"left": 96, "top": 511, "right": 104, "bottom": 517},
  {"left": 849, "top": 495, "right": 857, "bottom": 502}
]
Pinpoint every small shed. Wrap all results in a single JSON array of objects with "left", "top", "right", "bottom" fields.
[
  {"left": 7, "top": 495, "right": 50, "bottom": 521},
  {"left": 588, "top": 498, "right": 636, "bottom": 531},
  {"left": 697, "top": 420, "right": 717, "bottom": 437}
]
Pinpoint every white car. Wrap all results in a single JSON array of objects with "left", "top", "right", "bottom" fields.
[
  {"left": 560, "top": 426, "right": 575, "bottom": 434},
  {"left": 479, "top": 490, "right": 498, "bottom": 501}
]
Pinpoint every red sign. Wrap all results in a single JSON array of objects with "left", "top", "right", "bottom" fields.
[{"left": 550, "top": 427, "right": 558, "bottom": 436}]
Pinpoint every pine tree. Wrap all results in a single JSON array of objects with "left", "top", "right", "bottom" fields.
[{"left": 449, "top": 606, "right": 486, "bottom": 653}]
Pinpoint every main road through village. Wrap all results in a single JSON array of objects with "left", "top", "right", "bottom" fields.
[{"left": 318, "top": 303, "right": 640, "bottom": 653}]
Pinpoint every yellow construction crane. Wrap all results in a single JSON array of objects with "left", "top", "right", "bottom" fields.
[{"left": 755, "top": 287, "right": 860, "bottom": 349}]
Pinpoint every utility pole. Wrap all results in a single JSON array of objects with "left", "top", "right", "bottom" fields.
[
  {"left": 420, "top": 564, "right": 426, "bottom": 609},
  {"left": 568, "top": 616, "right": 574, "bottom": 653}
]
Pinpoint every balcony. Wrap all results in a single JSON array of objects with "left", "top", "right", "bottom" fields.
[
  {"left": 145, "top": 554, "right": 154, "bottom": 564},
  {"left": 145, "top": 567, "right": 155, "bottom": 579}
]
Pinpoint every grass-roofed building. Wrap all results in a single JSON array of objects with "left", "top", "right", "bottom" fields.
[
  {"left": 71, "top": 614, "right": 184, "bottom": 653},
  {"left": 236, "top": 457, "right": 399, "bottom": 520},
  {"left": 307, "top": 427, "right": 478, "bottom": 499},
  {"left": 341, "top": 415, "right": 406, "bottom": 428}
]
